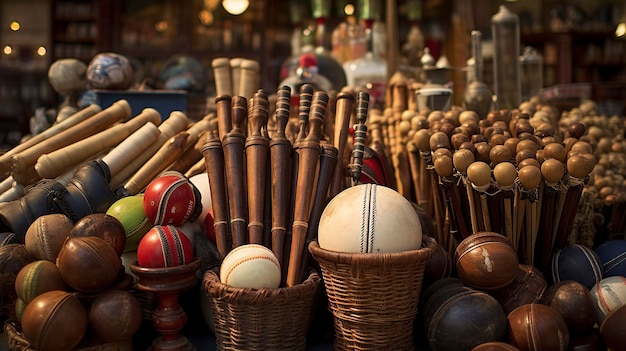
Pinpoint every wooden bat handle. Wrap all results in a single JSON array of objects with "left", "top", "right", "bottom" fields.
[
  {"left": 295, "top": 84, "right": 315, "bottom": 145},
  {"left": 246, "top": 90, "right": 270, "bottom": 244},
  {"left": 203, "top": 129, "right": 231, "bottom": 260},
  {"left": 223, "top": 96, "right": 248, "bottom": 248},
  {"left": 215, "top": 95, "right": 233, "bottom": 141},
  {"left": 0, "top": 104, "right": 101, "bottom": 175},
  {"left": 101, "top": 121, "right": 161, "bottom": 176},
  {"left": 35, "top": 108, "right": 161, "bottom": 179},
  {"left": 350, "top": 92, "right": 370, "bottom": 186},
  {"left": 230, "top": 58, "right": 243, "bottom": 99},
  {"left": 330, "top": 91, "right": 355, "bottom": 198},
  {"left": 12, "top": 100, "right": 131, "bottom": 173},
  {"left": 238, "top": 59, "right": 259, "bottom": 99},
  {"left": 212, "top": 57, "right": 233, "bottom": 97}
]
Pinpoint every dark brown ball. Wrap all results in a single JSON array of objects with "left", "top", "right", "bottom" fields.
[
  {"left": 542, "top": 280, "right": 596, "bottom": 333},
  {"left": 455, "top": 232, "right": 519, "bottom": 290},
  {"left": 0, "top": 243, "right": 34, "bottom": 320},
  {"left": 69, "top": 213, "right": 126, "bottom": 256},
  {"left": 423, "top": 243, "right": 454, "bottom": 287},
  {"left": 21, "top": 290, "right": 88, "bottom": 351},
  {"left": 56, "top": 236, "right": 121, "bottom": 293},
  {"left": 599, "top": 304, "right": 626, "bottom": 351},
  {"left": 494, "top": 264, "right": 547, "bottom": 315},
  {"left": 471, "top": 342, "right": 521, "bottom": 351},
  {"left": 507, "top": 304, "right": 570, "bottom": 351},
  {"left": 88, "top": 289, "right": 142, "bottom": 343}
]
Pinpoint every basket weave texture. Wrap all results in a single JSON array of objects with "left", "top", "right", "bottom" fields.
[
  {"left": 203, "top": 269, "right": 321, "bottom": 351},
  {"left": 3, "top": 319, "right": 133, "bottom": 351},
  {"left": 308, "top": 236, "right": 437, "bottom": 351}
]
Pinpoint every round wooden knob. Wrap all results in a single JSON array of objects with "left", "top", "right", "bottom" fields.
[
  {"left": 518, "top": 165, "right": 542, "bottom": 190},
  {"left": 434, "top": 154, "right": 454, "bottom": 178},
  {"left": 459, "top": 110, "right": 479, "bottom": 125},
  {"left": 518, "top": 158, "right": 541, "bottom": 170},
  {"left": 568, "top": 122, "right": 586, "bottom": 139},
  {"left": 453, "top": 148, "right": 475, "bottom": 176},
  {"left": 570, "top": 141, "right": 593, "bottom": 156},
  {"left": 433, "top": 148, "right": 453, "bottom": 162},
  {"left": 413, "top": 129, "right": 431, "bottom": 152},
  {"left": 493, "top": 162, "right": 517, "bottom": 188},
  {"left": 504, "top": 137, "right": 520, "bottom": 158},
  {"left": 430, "top": 131, "right": 451, "bottom": 151},
  {"left": 567, "top": 154, "right": 595, "bottom": 179},
  {"left": 541, "top": 158, "right": 565, "bottom": 185},
  {"left": 543, "top": 143, "right": 566, "bottom": 163},
  {"left": 490, "top": 145, "right": 513, "bottom": 165},
  {"left": 467, "top": 161, "right": 492, "bottom": 189},
  {"left": 516, "top": 139, "right": 540, "bottom": 155},
  {"left": 451, "top": 133, "right": 470, "bottom": 150}
]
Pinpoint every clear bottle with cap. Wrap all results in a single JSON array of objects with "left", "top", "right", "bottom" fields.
[
  {"left": 491, "top": 5, "right": 521, "bottom": 110},
  {"left": 520, "top": 46, "right": 544, "bottom": 102}
]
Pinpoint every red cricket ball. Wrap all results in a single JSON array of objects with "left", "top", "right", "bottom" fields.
[
  {"left": 143, "top": 171, "right": 201, "bottom": 227},
  {"left": 136, "top": 225, "right": 194, "bottom": 268}
]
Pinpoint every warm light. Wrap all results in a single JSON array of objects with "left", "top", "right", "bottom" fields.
[
  {"left": 222, "top": 0, "right": 249, "bottom": 15},
  {"left": 3, "top": 45, "right": 12, "bottom": 55},
  {"left": 155, "top": 20, "right": 168, "bottom": 32},
  {"left": 37, "top": 46, "right": 47, "bottom": 56},
  {"left": 344, "top": 4, "right": 355, "bottom": 16},
  {"left": 198, "top": 9, "right": 214, "bottom": 25},
  {"left": 10, "top": 21, "right": 20, "bottom": 31},
  {"left": 616, "top": 23, "right": 626, "bottom": 38}
]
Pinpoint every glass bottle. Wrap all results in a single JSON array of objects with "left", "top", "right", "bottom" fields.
[
  {"left": 491, "top": 5, "right": 521, "bottom": 110},
  {"left": 343, "top": 0, "right": 387, "bottom": 109},
  {"left": 520, "top": 46, "right": 544, "bottom": 102}
]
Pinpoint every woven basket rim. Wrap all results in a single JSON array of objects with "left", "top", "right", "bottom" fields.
[
  {"left": 203, "top": 269, "right": 321, "bottom": 304},
  {"left": 308, "top": 235, "right": 437, "bottom": 265}
]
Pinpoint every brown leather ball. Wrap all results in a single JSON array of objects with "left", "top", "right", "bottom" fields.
[
  {"left": 600, "top": 304, "right": 626, "bottom": 351},
  {"left": 21, "top": 290, "right": 88, "bottom": 351},
  {"left": 471, "top": 342, "right": 521, "bottom": 350},
  {"left": 15, "top": 260, "right": 69, "bottom": 304},
  {"left": 88, "top": 289, "right": 143, "bottom": 343},
  {"left": 455, "top": 232, "right": 519, "bottom": 290},
  {"left": 24, "top": 213, "right": 74, "bottom": 262},
  {"left": 56, "top": 236, "right": 121, "bottom": 293},
  {"left": 0, "top": 243, "right": 33, "bottom": 320},
  {"left": 69, "top": 213, "right": 126, "bottom": 256},
  {"left": 495, "top": 264, "right": 547, "bottom": 315},
  {"left": 542, "top": 280, "right": 596, "bottom": 334},
  {"left": 507, "top": 304, "right": 570, "bottom": 351}
]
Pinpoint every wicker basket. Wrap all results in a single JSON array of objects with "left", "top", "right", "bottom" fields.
[
  {"left": 308, "top": 236, "right": 437, "bottom": 351},
  {"left": 202, "top": 269, "right": 321, "bottom": 351},
  {"left": 3, "top": 320, "right": 133, "bottom": 351}
]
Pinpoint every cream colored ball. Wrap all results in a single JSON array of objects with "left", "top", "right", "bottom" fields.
[
  {"left": 219, "top": 244, "right": 281, "bottom": 289},
  {"left": 318, "top": 184, "right": 423, "bottom": 253}
]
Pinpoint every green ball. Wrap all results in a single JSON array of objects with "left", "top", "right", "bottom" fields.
[{"left": 106, "top": 195, "right": 153, "bottom": 252}]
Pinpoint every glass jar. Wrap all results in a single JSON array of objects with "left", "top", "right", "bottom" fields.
[
  {"left": 520, "top": 46, "right": 544, "bottom": 102},
  {"left": 491, "top": 5, "right": 521, "bottom": 110}
]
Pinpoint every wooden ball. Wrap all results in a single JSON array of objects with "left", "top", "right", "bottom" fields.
[
  {"left": 493, "top": 162, "right": 517, "bottom": 187},
  {"left": 106, "top": 195, "right": 153, "bottom": 252},
  {"left": 518, "top": 165, "right": 542, "bottom": 191},
  {"left": 467, "top": 161, "right": 492, "bottom": 188},
  {"left": 567, "top": 154, "right": 594, "bottom": 179},
  {"left": 471, "top": 342, "right": 521, "bottom": 351},
  {"left": 318, "top": 184, "right": 422, "bottom": 253},
  {"left": 24, "top": 214, "right": 74, "bottom": 262},
  {"left": 542, "top": 280, "right": 596, "bottom": 333},
  {"left": 503, "top": 138, "right": 520, "bottom": 159},
  {"left": 430, "top": 131, "right": 451, "bottom": 151},
  {"left": 434, "top": 154, "right": 454, "bottom": 178},
  {"left": 136, "top": 225, "right": 195, "bottom": 268},
  {"left": 453, "top": 149, "right": 475, "bottom": 175},
  {"left": 21, "top": 290, "right": 88, "bottom": 351},
  {"left": 56, "top": 236, "right": 122, "bottom": 293},
  {"left": 594, "top": 239, "right": 626, "bottom": 277},
  {"left": 426, "top": 288, "right": 508, "bottom": 351},
  {"left": 15, "top": 260, "right": 69, "bottom": 304},
  {"left": 88, "top": 289, "right": 143, "bottom": 343},
  {"left": 599, "top": 304, "right": 626, "bottom": 351},
  {"left": 507, "top": 304, "right": 569, "bottom": 351},
  {"left": 69, "top": 213, "right": 126, "bottom": 257},
  {"left": 590, "top": 276, "right": 626, "bottom": 323},
  {"left": 568, "top": 122, "right": 586, "bottom": 139},
  {"left": 490, "top": 145, "right": 513, "bottom": 165},
  {"left": 451, "top": 133, "right": 470, "bottom": 150},
  {"left": 219, "top": 244, "right": 281, "bottom": 289},
  {"left": 413, "top": 129, "right": 431, "bottom": 151},
  {"left": 552, "top": 244, "right": 604, "bottom": 290},
  {"left": 474, "top": 142, "right": 492, "bottom": 163},
  {"left": 494, "top": 264, "right": 547, "bottom": 315},
  {"left": 541, "top": 158, "right": 565, "bottom": 185},
  {"left": 517, "top": 157, "right": 540, "bottom": 170},
  {"left": 455, "top": 232, "right": 519, "bottom": 290}
]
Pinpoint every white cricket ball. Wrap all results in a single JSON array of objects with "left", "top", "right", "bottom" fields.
[
  {"left": 318, "top": 183, "right": 423, "bottom": 253},
  {"left": 219, "top": 244, "right": 281, "bottom": 289},
  {"left": 590, "top": 275, "right": 626, "bottom": 323}
]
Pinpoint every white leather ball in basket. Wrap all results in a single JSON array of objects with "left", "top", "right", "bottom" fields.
[
  {"left": 318, "top": 183, "right": 423, "bottom": 253},
  {"left": 219, "top": 244, "right": 281, "bottom": 289}
]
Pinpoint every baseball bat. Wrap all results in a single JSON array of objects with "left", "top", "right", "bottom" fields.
[
  {"left": 223, "top": 96, "right": 248, "bottom": 248},
  {"left": 212, "top": 57, "right": 233, "bottom": 97},
  {"left": 270, "top": 86, "right": 293, "bottom": 271},
  {"left": 0, "top": 104, "right": 101, "bottom": 175},
  {"left": 245, "top": 90, "right": 270, "bottom": 245},
  {"left": 286, "top": 90, "right": 327, "bottom": 287},
  {"left": 35, "top": 108, "right": 161, "bottom": 179},
  {"left": 101, "top": 121, "right": 161, "bottom": 177},
  {"left": 329, "top": 91, "right": 355, "bottom": 198},
  {"left": 11, "top": 100, "right": 130, "bottom": 173},
  {"left": 109, "top": 111, "right": 190, "bottom": 189}
]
